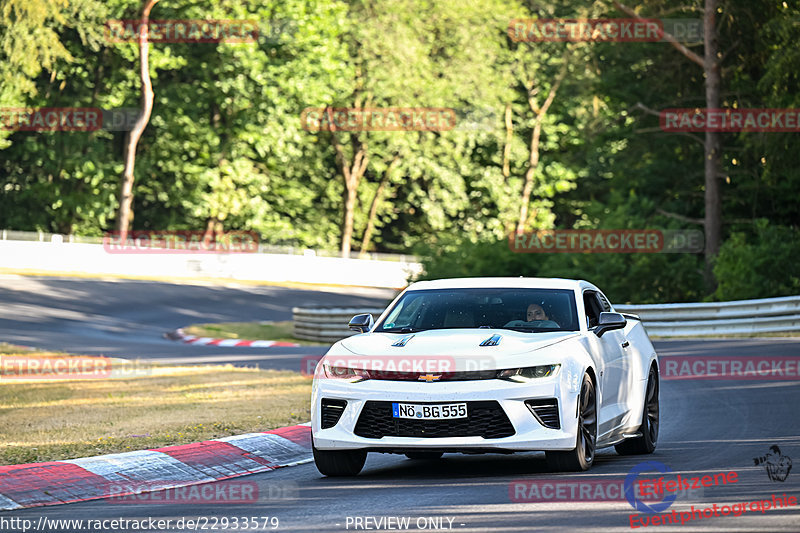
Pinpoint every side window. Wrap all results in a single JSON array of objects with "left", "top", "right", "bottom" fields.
[{"left": 582, "top": 291, "right": 603, "bottom": 328}]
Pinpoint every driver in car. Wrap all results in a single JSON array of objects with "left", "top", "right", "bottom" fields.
[
  {"left": 504, "top": 302, "right": 559, "bottom": 328},
  {"left": 526, "top": 303, "right": 549, "bottom": 322}
]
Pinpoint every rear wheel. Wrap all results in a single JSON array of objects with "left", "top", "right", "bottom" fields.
[
  {"left": 546, "top": 373, "right": 596, "bottom": 472},
  {"left": 615, "top": 366, "right": 659, "bottom": 455},
  {"left": 405, "top": 452, "right": 444, "bottom": 460},
  {"left": 312, "top": 444, "right": 367, "bottom": 476}
]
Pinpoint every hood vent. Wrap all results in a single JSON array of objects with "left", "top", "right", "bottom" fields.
[
  {"left": 479, "top": 334, "right": 502, "bottom": 347},
  {"left": 391, "top": 334, "right": 415, "bottom": 347}
]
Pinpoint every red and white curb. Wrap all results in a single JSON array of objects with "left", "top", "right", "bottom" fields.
[
  {"left": 166, "top": 328, "right": 300, "bottom": 348},
  {"left": 0, "top": 423, "right": 312, "bottom": 511}
]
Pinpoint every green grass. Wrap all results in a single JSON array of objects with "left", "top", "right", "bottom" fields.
[
  {"left": 0, "top": 347, "right": 311, "bottom": 465},
  {"left": 183, "top": 320, "right": 330, "bottom": 346}
]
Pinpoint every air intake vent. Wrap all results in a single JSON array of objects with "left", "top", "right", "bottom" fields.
[
  {"left": 525, "top": 399, "right": 560, "bottom": 429},
  {"left": 354, "top": 400, "right": 515, "bottom": 439},
  {"left": 321, "top": 399, "right": 347, "bottom": 429},
  {"left": 392, "top": 335, "right": 415, "bottom": 347},
  {"left": 479, "top": 334, "right": 502, "bottom": 347}
]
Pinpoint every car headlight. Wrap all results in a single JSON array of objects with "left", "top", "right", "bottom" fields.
[
  {"left": 322, "top": 364, "right": 370, "bottom": 382},
  {"left": 497, "top": 364, "right": 560, "bottom": 382}
]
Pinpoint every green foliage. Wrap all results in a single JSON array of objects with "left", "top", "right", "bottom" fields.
[
  {"left": 417, "top": 235, "right": 706, "bottom": 304},
  {"left": 0, "top": 0, "right": 797, "bottom": 302},
  {"left": 713, "top": 222, "right": 800, "bottom": 301}
]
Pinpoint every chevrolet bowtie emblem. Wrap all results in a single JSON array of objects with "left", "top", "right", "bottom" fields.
[{"left": 418, "top": 374, "right": 441, "bottom": 382}]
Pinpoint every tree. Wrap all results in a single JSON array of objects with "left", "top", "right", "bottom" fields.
[
  {"left": 115, "top": 0, "right": 160, "bottom": 238},
  {"left": 615, "top": 0, "right": 724, "bottom": 290},
  {"left": 0, "top": 0, "right": 107, "bottom": 148},
  {"left": 314, "top": 0, "right": 518, "bottom": 256}
]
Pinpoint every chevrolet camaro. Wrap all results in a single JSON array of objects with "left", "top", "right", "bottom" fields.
[{"left": 311, "top": 277, "right": 660, "bottom": 476}]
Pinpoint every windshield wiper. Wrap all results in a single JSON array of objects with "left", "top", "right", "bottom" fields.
[
  {"left": 497, "top": 326, "right": 564, "bottom": 333},
  {"left": 381, "top": 326, "right": 425, "bottom": 333}
]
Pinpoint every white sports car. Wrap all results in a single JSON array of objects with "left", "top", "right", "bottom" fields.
[{"left": 311, "top": 277, "right": 660, "bottom": 476}]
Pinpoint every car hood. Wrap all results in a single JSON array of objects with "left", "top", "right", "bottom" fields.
[{"left": 338, "top": 328, "right": 579, "bottom": 358}]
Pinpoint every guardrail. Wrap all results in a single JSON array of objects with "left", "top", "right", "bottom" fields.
[
  {"left": 615, "top": 295, "right": 800, "bottom": 337},
  {"left": 293, "top": 295, "right": 800, "bottom": 342},
  {"left": 293, "top": 308, "right": 387, "bottom": 342}
]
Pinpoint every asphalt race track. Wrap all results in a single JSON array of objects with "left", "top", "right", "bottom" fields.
[
  {"left": 1, "top": 275, "right": 799, "bottom": 532},
  {"left": 0, "top": 274, "right": 395, "bottom": 369}
]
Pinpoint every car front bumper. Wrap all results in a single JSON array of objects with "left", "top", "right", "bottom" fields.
[{"left": 311, "top": 374, "right": 581, "bottom": 452}]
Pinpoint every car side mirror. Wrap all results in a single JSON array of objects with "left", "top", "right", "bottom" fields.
[
  {"left": 595, "top": 312, "right": 626, "bottom": 337},
  {"left": 348, "top": 313, "right": 374, "bottom": 333}
]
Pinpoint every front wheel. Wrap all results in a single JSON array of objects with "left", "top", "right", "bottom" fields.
[
  {"left": 312, "top": 444, "right": 367, "bottom": 476},
  {"left": 546, "top": 373, "right": 597, "bottom": 472},
  {"left": 615, "top": 365, "right": 659, "bottom": 455}
]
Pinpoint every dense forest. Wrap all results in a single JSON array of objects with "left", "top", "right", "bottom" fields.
[{"left": 0, "top": 0, "right": 798, "bottom": 303}]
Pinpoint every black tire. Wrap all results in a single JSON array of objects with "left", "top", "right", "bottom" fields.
[
  {"left": 312, "top": 444, "right": 367, "bottom": 476},
  {"left": 546, "top": 373, "right": 597, "bottom": 472},
  {"left": 405, "top": 452, "right": 444, "bottom": 460},
  {"left": 615, "top": 365, "right": 659, "bottom": 455}
]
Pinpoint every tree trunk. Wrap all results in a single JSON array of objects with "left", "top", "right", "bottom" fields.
[
  {"left": 502, "top": 103, "right": 513, "bottom": 179},
  {"left": 517, "top": 120, "right": 543, "bottom": 233},
  {"left": 615, "top": 1, "right": 722, "bottom": 291},
  {"left": 360, "top": 156, "right": 399, "bottom": 257},
  {"left": 328, "top": 120, "right": 369, "bottom": 257},
  {"left": 203, "top": 217, "right": 223, "bottom": 245},
  {"left": 115, "top": 0, "right": 160, "bottom": 240},
  {"left": 703, "top": 0, "right": 722, "bottom": 290},
  {"left": 341, "top": 185, "right": 359, "bottom": 257},
  {"left": 516, "top": 62, "right": 568, "bottom": 233}
]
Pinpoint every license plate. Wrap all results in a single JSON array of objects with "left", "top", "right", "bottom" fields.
[{"left": 392, "top": 402, "right": 467, "bottom": 420}]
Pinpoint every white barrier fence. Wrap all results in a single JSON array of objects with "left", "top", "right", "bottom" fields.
[
  {"left": 0, "top": 240, "right": 422, "bottom": 289},
  {"left": 293, "top": 308, "right": 387, "bottom": 342},
  {"left": 293, "top": 295, "right": 800, "bottom": 342},
  {"left": 615, "top": 295, "right": 800, "bottom": 337}
]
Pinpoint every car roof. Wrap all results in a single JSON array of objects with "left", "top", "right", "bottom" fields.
[{"left": 405, "top": 277, "right": 599, "bottom": 292}]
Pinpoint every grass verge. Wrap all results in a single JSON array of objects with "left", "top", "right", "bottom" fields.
[
  {"left": 0, "top": 344, "right": 311, "bottom": 465},
  {"left": 183, "top": 321, "right": 331, "bottom": 346}
]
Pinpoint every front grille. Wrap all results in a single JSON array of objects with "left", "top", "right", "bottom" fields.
[
  {"left": 354, "top": 400, "right": 515, "bottom": 439},
  {"left": 525, "top": 399, "right": 560, "bottom": 429},
  {"left": 366, "top": 370, "right": 498, "bottom": 381},
  {"left": 321, "top": 398, "right": 347, "bottom": 429}
]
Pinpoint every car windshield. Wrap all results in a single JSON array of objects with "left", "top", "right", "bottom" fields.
[{"left": 375, "top": 288, "right": 579, "bottom": 333}]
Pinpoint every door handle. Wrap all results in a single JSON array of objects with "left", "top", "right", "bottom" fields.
[{"left": 621, "top": 341, "right": 630, "bottom": 348}]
